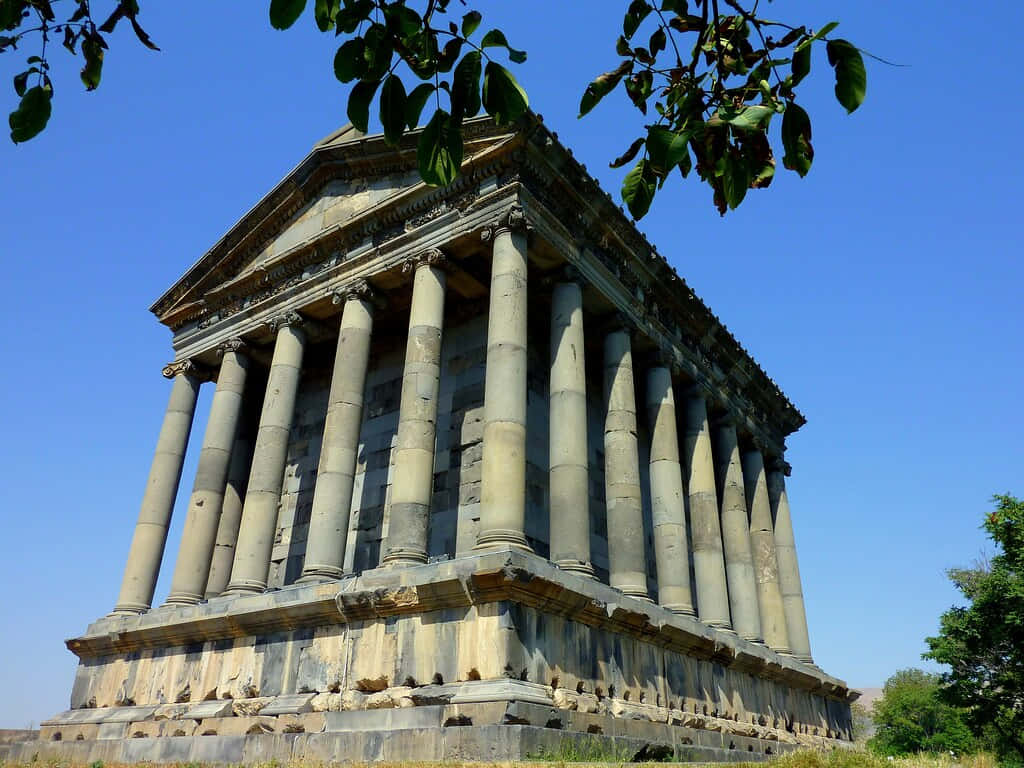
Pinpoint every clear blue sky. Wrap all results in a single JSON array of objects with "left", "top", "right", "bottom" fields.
[{"left": 1, "top": 1, "right": 1021, "bottom": 729}]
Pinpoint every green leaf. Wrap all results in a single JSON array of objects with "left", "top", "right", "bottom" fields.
[
  {"left": 621, "top": 157, "right": 656, "bottom": 219},
  {"left": 379, "top": 74, "right": 407, "bottom": 147},
  {"left": 791, "top": 42, "right": 810, "bottom": 86},
  {"left": 649, "top": 27, "right": 666, "bottom": 56},
  {"left": 660, "top": 0, "right": 687, "bottom": 14},
  {"left": 384, "top": 4, "right": 420, "bottom": 38},
  {"left": 9, "top": 83, "right": 51, "bottom": 143},
  {"left": 796, "top": 21, "right": 838, "bottom": 51},
  {"left": 333, "top": 38, "right": 365, "bottom": 82},
  {"left": 646, "top": 126, "right": 691, "bottom": 174},
  {"left": 781, "top": 102, "right": 813, "bottom": 177},
  {"left": 362, "top": 23, "right": 393, "bottom": 81},
  {"left": 482, "top": 61, "right": 528, "bottom": 125},
  {"left": 335, "top": 0, "right": 372, "bottom": 33},
  {"left": 451, "top": 50, "right": 482, "bottom": 120},
  {"left": 417, "top": 108, "right": 463, "bottom": 186},
  {"left": 578, "top": 60, "right": 632, "bottom": 117},
  {"left": 623, "top": 0, "right": 652, "bottom": 40},
  {"left": 346, "top": 78, "right": 380, "bottom": 132},
  {"left": 269, "top": 0, "right": 306, "bottom": 30},
  {"left": 609, "top": 137, "right": 646, "bottom": 169},
  {"left": 0, "top": 1, "right": 26, "bottom": 30},
  {"left": 719, "top": 104, "right": 773, "bottom": 131},
  {"left": 480, "top": 29, "right": 527, "bottom": 63},
  {"left": 461, "top": 10, "right": 481, "bottom": 38},
  {"left": 13, "top": 69, "right": 33, "bottom": 98},
  {"left": 826, "top": 39, "right": 866, "bottom": 113},
  {"left": 405, "top": 82, "right": 434, "bottom": 129},
  {"left": 314, "top": 0, "right": 338, "bottom": 31},
  {"left": 719, "top": 149, "right": 749, "bottom": 210},
  {"left": 80, "top": 34, "right": 104, "bottom": 90}
]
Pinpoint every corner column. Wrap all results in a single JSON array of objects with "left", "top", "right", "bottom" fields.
[
  {"left": 767, "top": 460, "right": 814, "bottom": 663},
  {"left": 743, "top": 447, "right": 791, "bottom": 653},
  {"left": 603, "top": 324, "right": 649, "bottom": 601},
  {"left": 165, "top": 340, "right": 250, "bottom": 605},
  {"left": 645, "top": 362, "right": 694, "bottom": 614},
  {"left": 477, "top": 206, "right": 532, "bottom": 552},
  {"left": 383, "top": 253, "right": 447, "bottom": 566},
  {"left": 548, "top": 270, "right": 593, "bottom": 577},
  {"left": 112, "top": 360, "right": 202, "bottom": 614},
  {"left": 224, "top": 312, "right": 307, "bottom": 594},
  {"left": 713, "top": 419, "right": 762, "bottom": 642},
  {"left": 300, "top": 281, "right": 377, "bottom": 580},
  {"left": 682, "top": 392, "right": 731, "bottom": 628}
]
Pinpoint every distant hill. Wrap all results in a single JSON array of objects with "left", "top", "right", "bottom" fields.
[{"left": 856, "top": 687, "right": 884, "bottom": 712}]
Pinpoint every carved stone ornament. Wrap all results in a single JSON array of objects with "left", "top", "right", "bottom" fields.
[
  {"left": 601, "top": 311, "right": 635, "bottom": 337},
  {"left": 481, "top": 204, "right": 530, "bottom": 243},
  {"left": 559, "top": 263, "right": 585, "bottom": 286},
  {"left": 161, "top": 359, "right": 202, "bottom": 380},
  {"left": 217, "top": 337, "right": 247, "bottom": 357},
  {"left": 401, "top": 248, "right": 448, "bottom": 275},
  {"left": 331, "top": 278, "right": 382, "bottom": 307},
  {"left": 267, "top": 310, "right": 304, "bottom": 332},
  {"left": 767, "top": 456, "right": 792, "bottom": 477}
]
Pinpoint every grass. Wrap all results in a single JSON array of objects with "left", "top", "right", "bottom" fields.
[{"left": 0, "top": 751, "right": 1005, "bottom": 768}]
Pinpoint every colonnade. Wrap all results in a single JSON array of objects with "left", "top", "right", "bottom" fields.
[{"left": 113, "top": 211, "right": 814, "bottom": 664}]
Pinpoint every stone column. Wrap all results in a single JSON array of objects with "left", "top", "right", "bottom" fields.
[
  {"left": 743, "top": 447, "right": 791, "bottom": 653},
  {"left": 477, "top": 206, "right": 532, "bottom": 552},
  {"left": 383, "top": 253, "right": 447, "bottom": 566},
  {"left": 165, "top": 340, "right": 250, "bottom": 605},
  {"left": 112, "top": 361, "right": 202, "bottom": 614},
  {"left": 767, "top": 460, "right": 814, "bottom": 663},
  {"left": 300, "top": 282, "right": 377, "bottom": 580},
  {"left": 548, "top": 270, "right": 593, "bottom": 577},
  {"left": 204, "top": 424, "right": 255, "bottom": 598},
  {"left": 645, "top": 363, "right": 694, "bottom": 614},
  {"left": 603, "top": 325, "right": 649, "bottom": 601},
  {"left": 713, "top": 420, "right": 762, "bottom": 642},
  {"left": 225, "top": 312, "right": 307, "bottom": 594},
  {"left": 682, "top": 393, "right": 731, "bottom": 628}
]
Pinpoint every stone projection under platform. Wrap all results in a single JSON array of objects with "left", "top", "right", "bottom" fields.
[{"left": 4, "top": 116, "right": 858, "bottom": 765}]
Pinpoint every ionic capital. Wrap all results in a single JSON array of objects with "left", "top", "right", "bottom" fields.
[
  {"left": 401, "top": 248, "right": 448, "bottom": 275},
  {"left": 217, "top": 337, "right": 247, "bottom": 357},
  {"left": 161, "top": 359, "right": 210, "bottom": 381},
  {"left": 268, "top": 310, "right": 305, "bottom": 333},
  {"left": 481, "top": 204, "right": 531, "bottom": 242},
  {"left": 767, "top": 456, "right": 792, "bottom": 477},
  {"left": 599, "top": 311, "right": 636, "bottom": 338},
  {"left": 332, "top": 278, "right": 384, "bottom": 307}
]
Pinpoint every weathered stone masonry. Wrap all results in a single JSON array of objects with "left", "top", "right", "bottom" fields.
[{"left": 6, "top": 117, "right": 857, "bottom": 765}]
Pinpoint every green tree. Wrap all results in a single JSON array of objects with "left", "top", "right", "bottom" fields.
[
  {"left": 867, "top": 668, "right": 976, "bottom": 756},
  {"left": 1, "top": 0, "right": 870, "bottom": 217},
  {"left": 925, "top": 494, "right": 1024, "bottom": 762}
]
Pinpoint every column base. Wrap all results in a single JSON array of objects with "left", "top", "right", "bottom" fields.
[
  {"left": 381, "top": 548, "right": 428, "bottom": 567},
  {"left": 701, "top": 619, "right": 735, "bottom": 633},
  {"left": 473, "top": 529, "right": 533, "bottom": 553},
  {"left": 296, "top": 566, "right": 345, "bottom": 584},
  {"left": 614, "top": 584, "right": 653, "bottom": 603},
  {"left": 162, "top": 591, "right": 203, "bottom": 607},
  {"left": 663, "top": 603, "right": 697, "bottom": 616},
  {"left": 222, "top": 579, "right": 267, "bottom": 595},
  {"left": 555, "top": 559, "right": 596, "bottom": 579},
  {"left": 108, "top": 603, "right": 149, "bottom": 617}
]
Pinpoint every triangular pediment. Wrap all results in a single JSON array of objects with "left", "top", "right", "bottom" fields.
[{"left": 151, "top": 118, "right": 519, "bottom": 325}]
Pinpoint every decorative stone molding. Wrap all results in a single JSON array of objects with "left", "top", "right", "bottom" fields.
[
  {"left": 331, "top": 278, "right": 383, "bottom": 307},
  {"left": 481, "top": 203, "right": 531, "bottom": 243},
  {"left": 161, "top": 359, "right": 207, "bottom": 380},
  {"left": 267, "top": 310, "right": 305, "bottom": 333},
  {"left": 216, "top": 337, "right": 247, "bottom": 356},
  {"left": 768, "top": 457, "right": 793, "bottom": 477},
  {"left": 401, "top": 248, "right": 448, "bottom": 276}
]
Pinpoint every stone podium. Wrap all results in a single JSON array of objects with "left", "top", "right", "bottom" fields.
[{"left": 7, "top": 116, "right": 858, "bottom": 764}]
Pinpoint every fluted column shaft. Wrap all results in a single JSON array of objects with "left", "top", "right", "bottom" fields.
[
  {"left": 205, "top": 423, "right": 255, "bottom": 598},
  {"left": 682, "top": 394, "right": 731, "bottom": 627},
  {"left": 225, "top": 315, "right": 306, "bottom": 593},
  {"left": 113, "top": 363, "right": 201, "bottom": 614},
  {"left": 743, "top": 448, "right": 791, "bottom": 653},
  {"left": 301, "top": 285, "right": 375, "bottom": 579},
  {"left": 714, "top": 421, "right": 762, "bottom": 641},
  {"left": 383, "top": 257, "right": 446, "bottom": 566},
  {"left": 603, "top": 328, "right": 649, "bottom": 600},
  {"left": 548, "top": 277, "right": 593, "bottom": 576},
  {"left": 645, "top": 365, "right": 694, "bottom": 614},
  {"left": 166, "top": 344, "right": 250, "bottom": 605},
  {"left": 477, "top": 209, "right": 531, "bottom": 551},
  {"left": 768, "top": 465, "right": 813, "bottom": 662}
]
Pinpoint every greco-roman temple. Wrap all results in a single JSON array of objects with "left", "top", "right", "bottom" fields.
[{"left": 8, "top": 115, "right": 858, "bottom": 763}]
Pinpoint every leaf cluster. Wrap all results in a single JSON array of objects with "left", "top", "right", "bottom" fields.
[
  {"left": 580, "top": 0, "right": 867, "bottom": 217},
  {"left": 2, "top": 0, "right": 158, "bottom": 142},
  {"left": 273, "top": 0, "right": 529, "bottom": 187},
  {"left": 924, "top": 494, "right": 1024, "bottom": 762}
]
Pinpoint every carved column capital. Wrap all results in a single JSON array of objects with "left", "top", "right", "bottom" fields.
[
  {"left": 332, "top": 278, "right": 384, "bottom": 308},
  {"left": 482, "top": 204, "right": 531, "bottom": 242},
  {"left": 216, "top": 337, "right": 247, "bottom": 357},
  {"left": 599, "top": 311, "right": 636, "bottom": 338},
  {"left": 767, "top": 456, "right": 792, "bottom": 476},
  {"left": 267, "top": 310, "right": 305, "bottom": 333},
  {"left": 161, "top": 359, "right": 209, "bottom": 381},
  {"left": 401, "top": 248, "right": 448, "bottom": 276}
]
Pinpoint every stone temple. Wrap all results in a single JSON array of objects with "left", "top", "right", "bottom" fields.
[{"left": 7, "top": 115, "right": 858, "bottom": 763}]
